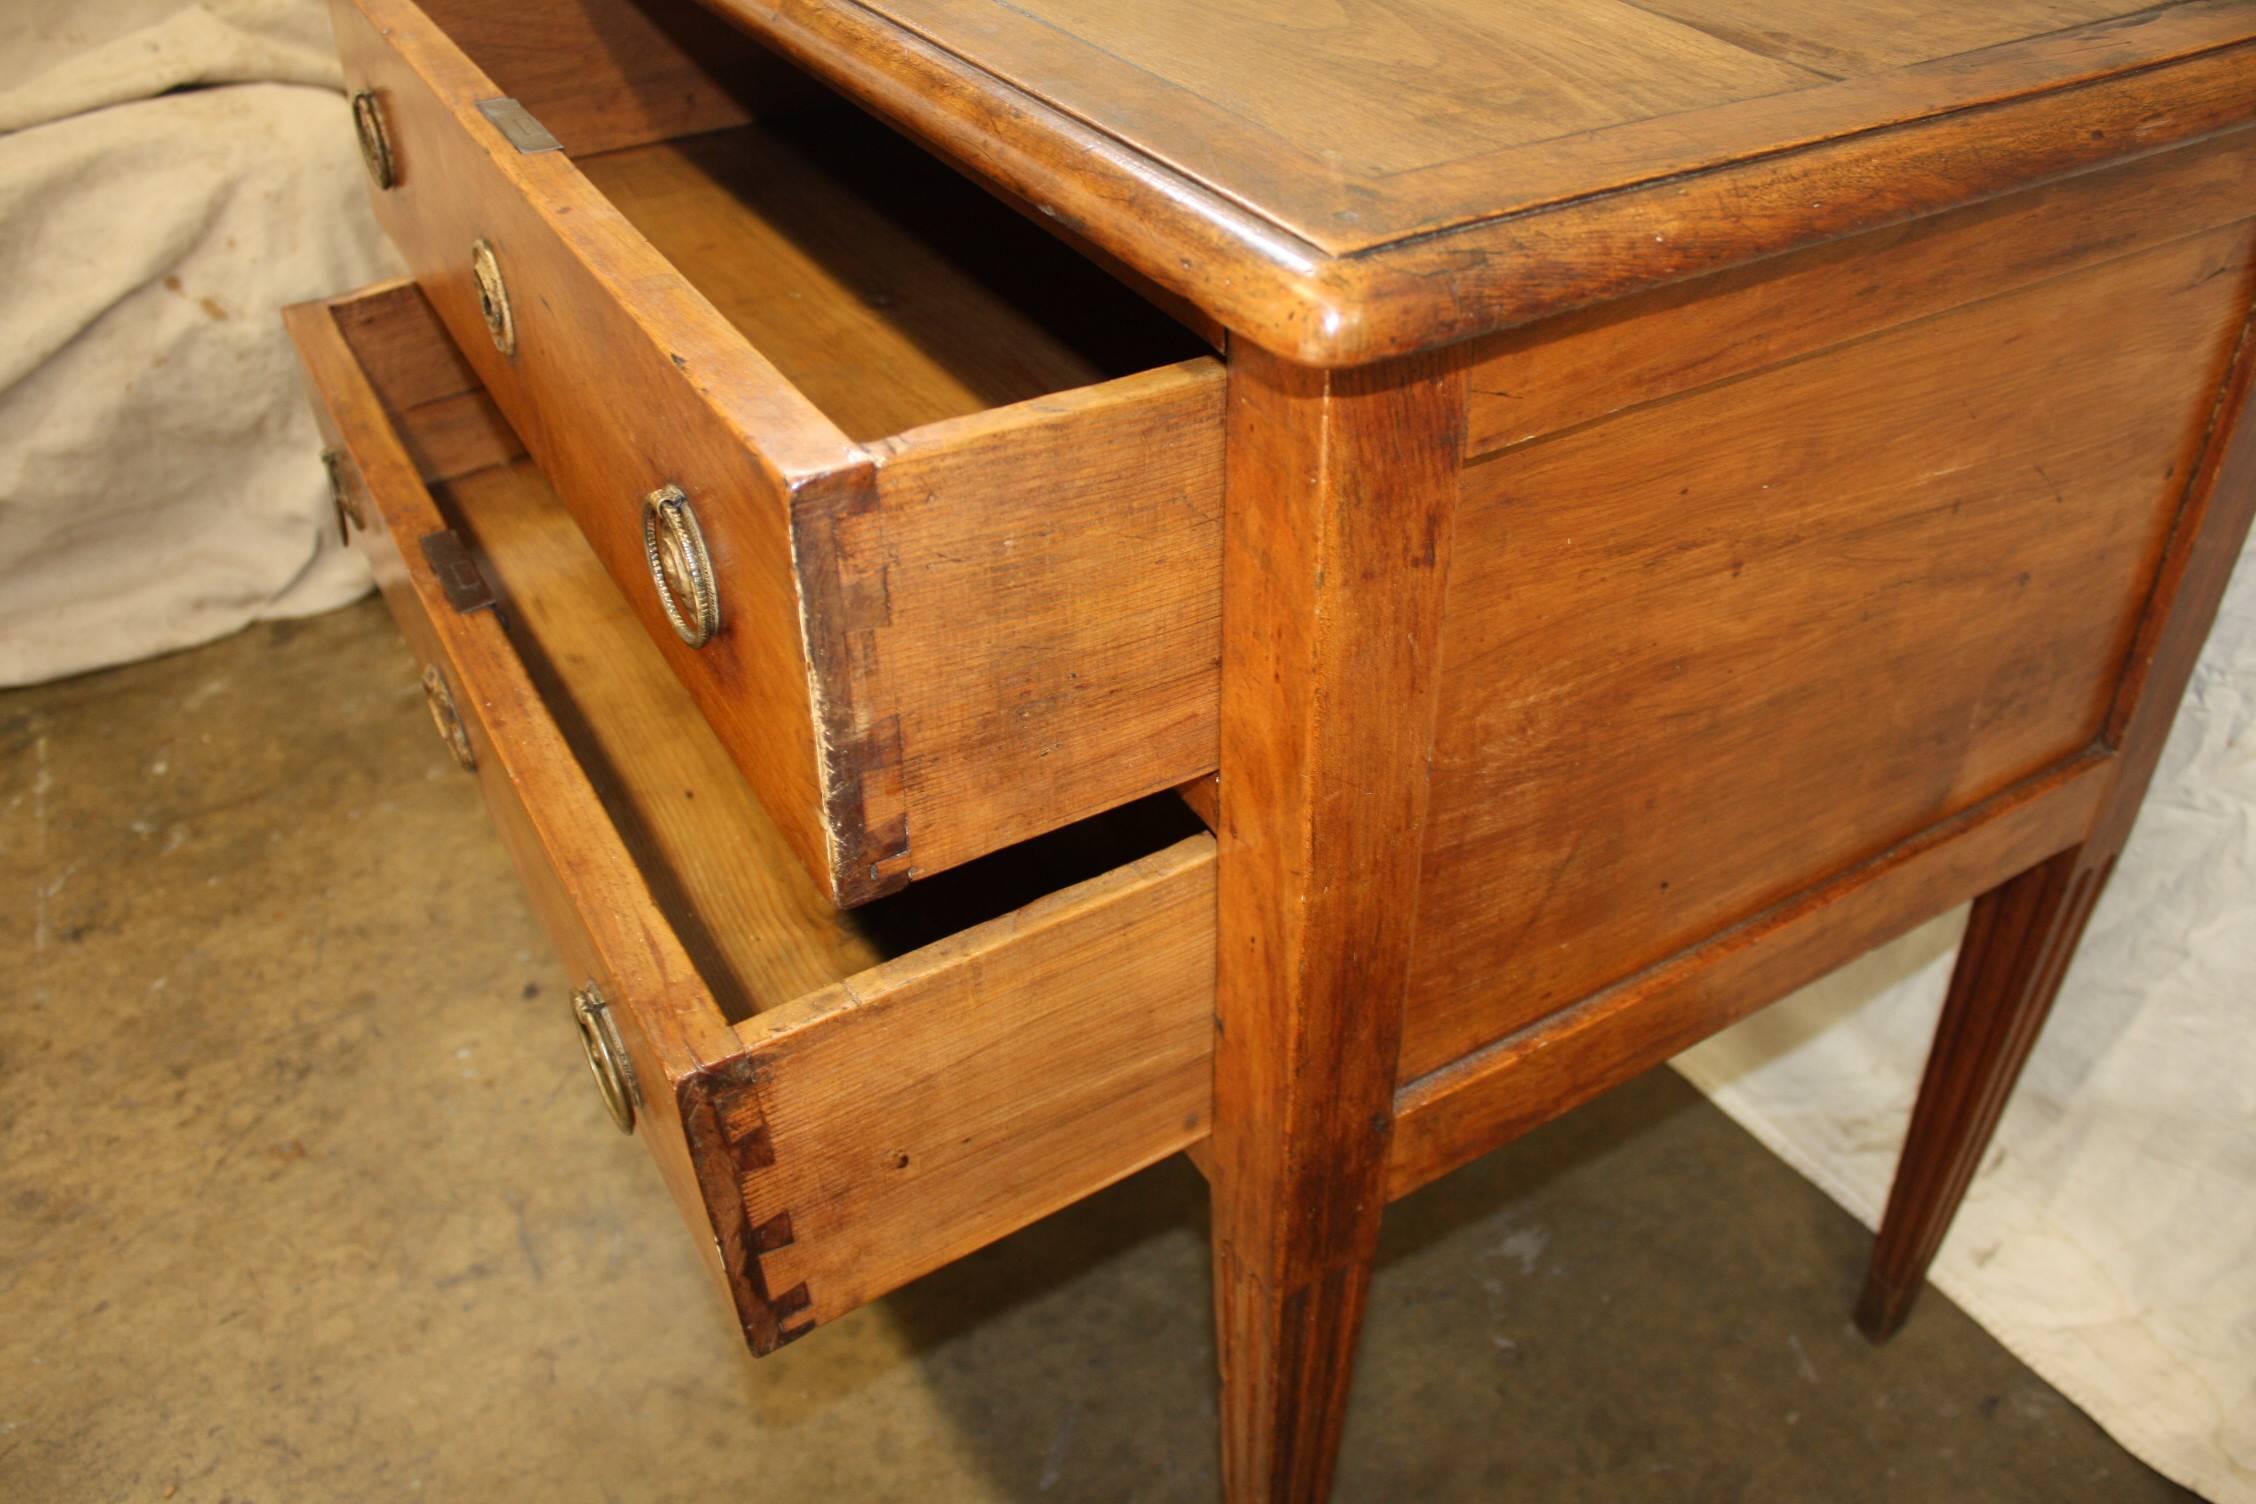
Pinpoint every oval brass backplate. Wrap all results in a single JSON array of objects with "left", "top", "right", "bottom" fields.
[
  {"left": 419, "top": 663, "right": 476, "bottom": 772},
  {"left": 571, "top": 985, "right": 638, "bottom": 1134},
  {"left": 470, "top": 239, "right": 515, "bottom": 356},
  {"left": 351, "top": 90, "right": 394, "bottom": 190},
  {"left": 641, "top": 485, "right": 720, "bottom": 647}
]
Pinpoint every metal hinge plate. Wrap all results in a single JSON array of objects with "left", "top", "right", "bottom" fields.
[
  {"left": 418, "top": 530, "right": 496, "bottom": 615},
  {"left": 476, "top": 97, "right": 563, "bottom": 155}
]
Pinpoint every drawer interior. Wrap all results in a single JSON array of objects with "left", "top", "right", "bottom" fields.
[
  {"left": 430, "top": 0, "right": 1210, "bottom": 442},
  {"left": 435, "top": 448, "right": 1208, "bottom": 1023},
  {"left": 580, "top": 112, "right": 1210, "bottom": 442}
]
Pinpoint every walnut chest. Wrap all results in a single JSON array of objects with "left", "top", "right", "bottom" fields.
[{"left": 287, "top": 0, "right": 2256, "bottom": 1495}]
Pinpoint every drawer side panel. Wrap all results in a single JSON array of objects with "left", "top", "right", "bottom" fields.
[
  {"left": 334, "top": 0, "right": 860, "bottom": 897},
  {"left": 283, "top": 290, "right": 779, "bottom": 1342}
]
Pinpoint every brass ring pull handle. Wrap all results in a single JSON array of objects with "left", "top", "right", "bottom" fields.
[
  {"left": 419, "top": 663, "right": 477, "bottom": 772},
  {"left": 642, "top": 485, "right": 720, "bottom": 647},
  {"left": 571, "top": 985, "right": 638, "bottom": 1134},
  {"left": 471, "top": 239, "right": 515, "bottom": 356},
  {"left": 352, "top": 90, "right": 394, "bottom": 190}
]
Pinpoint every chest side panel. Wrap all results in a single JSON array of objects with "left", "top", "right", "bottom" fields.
[{"left": 1402, "top": 192, "right": 2256, "bottom": 1080}]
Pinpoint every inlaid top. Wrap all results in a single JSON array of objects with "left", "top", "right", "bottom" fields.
[{"left": 709, "top": 0, "right": 2255, "bottom": 361}]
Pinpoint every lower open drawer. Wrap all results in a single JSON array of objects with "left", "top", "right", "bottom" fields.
[{"left": 286, "top": 280, "right": 1217, "bottom": 1352}]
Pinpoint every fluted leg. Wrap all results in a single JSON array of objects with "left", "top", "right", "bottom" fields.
[{"left": 1857, "top": 846, "right": 2112, "bottom": 1341}]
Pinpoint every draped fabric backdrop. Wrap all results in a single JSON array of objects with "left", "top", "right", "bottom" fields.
[
  {"left": 2, "top": 4, "right": 2248, "bottom": 1498},
  {"left": 0, "top": 1, "right": 394, "bottom": 686}
]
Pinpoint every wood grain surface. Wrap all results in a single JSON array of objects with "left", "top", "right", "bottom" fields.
[
  {"left": 326, "top": 279, "right": 522, "bottom": 481},
  {"left": 410, "top": 0, "right": 787, "bottom": 156},
  {"left": 688, "top": 0, "right": 2256, "bottom": 360},
  {"left": 437, "top": 441, "right": 1227, "bottom": 1347},
  {"left": 1389, "top": 753, "right": 2111, "bottom": 1199},
  {"left": 1464, "top": 128, "right": 2256, "bottom": 458},
  {"left": 440, "top": 457, "right": 891, "bottom": 1013},
  {"left": 1209, "top": 343, "right": 1466, "bottom": 1502},
  {"left": 1863, "top": 206, "right": 2256, "bottom": 1341},
  {"left": 866, "top": 0, "right": 1822, "bottom": 178},
  {"left": 293, "top": 279, "right": 1228, "bottom": 1355},
  {"left": 1404, "top": 219, "right": 2256, "bottom": 1081},
  {"left": 731, "top": 834, "right": 1216, "bottom": 1335},
  {"left": 338, "top": 0, "right": 858, "bottom": 893},
  {"left": 1630, "top": 0, "right": 2139, "bottom": 74},
  {"left": 1854, "top": 846, "right": 2107, "bottom": 1340},
  {"left": 834, "top": 0, "right": 2198, "bottom": 240},
  {"left": 849, "top": 364, "right": 1224, "bottom": 879},
  {"left": 579, "top": 115, "right": 1203, "bottom": 442}
]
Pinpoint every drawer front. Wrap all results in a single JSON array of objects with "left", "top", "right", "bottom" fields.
[
  {"left": 286, "top": 283, "right": 1218, "bottom": 1353},
  {"left": 331, "top": 0, "right": 1226, "bottom": 906}
]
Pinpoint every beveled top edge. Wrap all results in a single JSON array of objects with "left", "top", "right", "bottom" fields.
[{"left": 707, "top": 0, "right": 2256, "bottom": 364}]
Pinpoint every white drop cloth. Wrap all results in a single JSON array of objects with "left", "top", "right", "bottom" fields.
[
  {"left": 0, "top": 1, "right": 398, "bottom": 687},
  {"left": 1676, "top": 529, "right": 2256, "bottom": 1501}
]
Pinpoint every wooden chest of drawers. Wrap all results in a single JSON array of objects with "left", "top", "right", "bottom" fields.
[{"left": 289, "top": 0, "right": 2256, "bottom": 1495}]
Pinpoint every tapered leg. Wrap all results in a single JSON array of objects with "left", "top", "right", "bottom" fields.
[
  {"left": 1211, "top": 344, "right": 1465, "bottom": 1502},
  {"left": 1863, "top": 291, "right": 2256, "bottom": 1343},
  {"left": 1214, "top": 1249, "right": 1384, "bottom": 1504},
  {"left": 1856, "top": 846, "right": 2111, "bottom": 1340}
]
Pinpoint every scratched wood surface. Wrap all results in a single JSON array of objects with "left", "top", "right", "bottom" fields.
[
  {"left": 731, "top": 832, "right": 1216, "bottom": 1338},
  {"left": 445, "top": 457, "right": 892, "bottom": 1013},
  {"left": 339, "top": 0, "right": 857, "bottom": 893},
  {"left": 460, "top": 431, "right": 1222, "bottom": 1346},
  {"left": 848, "top": 367, "right": 1225, "bottom": 878},
  {"left": 1208, "top": 343, "right": 1467, "bottom": 1502},
  {"left": 1403, "top": 214, "right": 2256, "bottom": 1081}
]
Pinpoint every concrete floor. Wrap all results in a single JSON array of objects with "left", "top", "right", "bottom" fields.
[{"left": 1, "top": 598, "right": 2194, "bottom": 1504}]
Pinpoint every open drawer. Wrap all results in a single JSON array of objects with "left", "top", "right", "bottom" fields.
[
  {"left": 328, "top": 0, "right": 1227, "bottom": 906},
  {"left": 287, "top": 280, "right": 1218, "bottom": 1352}
]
